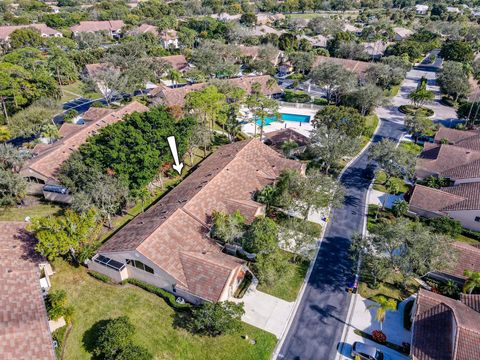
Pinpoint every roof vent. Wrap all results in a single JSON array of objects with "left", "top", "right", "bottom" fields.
[{"left": 202, "top": 250, "right": 207, "bottom": 254}]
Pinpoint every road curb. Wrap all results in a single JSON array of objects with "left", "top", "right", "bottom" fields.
[{"left": 272, "top": 115, "right": 381, "bottom": 360}]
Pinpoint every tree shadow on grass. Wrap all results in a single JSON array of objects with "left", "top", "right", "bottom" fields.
[
  {"left": 171, "top": 309, "right": 194, "bottom": 333},
  {"left": 82, "top": 319, "right": 110, "bottom": 358}
]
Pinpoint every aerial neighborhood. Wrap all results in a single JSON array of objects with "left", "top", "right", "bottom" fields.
[{"left": 2, "top": 1, "right": 480, "bottom": 360}]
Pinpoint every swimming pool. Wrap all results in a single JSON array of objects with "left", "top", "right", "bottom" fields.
[{"left": 256, "top": 113, "right": 311, "bottom": 126}]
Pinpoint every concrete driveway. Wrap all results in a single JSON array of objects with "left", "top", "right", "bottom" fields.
[
  {"left": 336, "top": 294, "right": 412, "bottom": 360},
  {"left": 233, "top": 287, "right": 294, "bottom": 338}
]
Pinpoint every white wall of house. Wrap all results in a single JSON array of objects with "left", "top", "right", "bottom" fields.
[{"left": 445, "top": 210, "right": 480, "bottom": 231}]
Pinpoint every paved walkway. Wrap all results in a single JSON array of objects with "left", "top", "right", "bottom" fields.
[
  {"left": 233, "top": 287, "right": 294, "bottom": 338},
  {"left": 368, "top": 190, "right": 404, "bottom": 209},
  {"left": 338, "top": 295, "right": 412, "bottom": 360}
]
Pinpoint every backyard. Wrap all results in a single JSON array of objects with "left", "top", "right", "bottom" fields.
[
  {"left": 60, "top": 81, "right": 102, "bottom": 103},
  {"left": 51, "top": 260, "right": 277, "bottom": 360}
]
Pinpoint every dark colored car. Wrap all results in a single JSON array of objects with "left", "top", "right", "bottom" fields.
[{"left": 351, "top": 342, "right": 384, "bottom": 360}]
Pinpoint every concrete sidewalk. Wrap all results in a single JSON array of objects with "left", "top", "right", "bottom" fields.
[
  {"left": 368, "top": 190, "right": 404, "bottom": 209},
  {"left": 233, "top": 287, "right": 294, "bottom": 338}
]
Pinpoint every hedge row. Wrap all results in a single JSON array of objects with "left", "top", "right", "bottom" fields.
[
  {"left": 87, "top": 271, "right": 113, "bottom": 284},
  {"left": 123, "top": 278, "right": 191, "bottom": 310}
]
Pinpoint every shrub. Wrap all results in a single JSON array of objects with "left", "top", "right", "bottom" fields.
[
  {"left": 372, "top": 330, "right": 387, "bottom": 344},
  {"left": 284, "top": 90, "right": 311, "bottom": 103},
  {"left": 392, "top": 199, "right": 409, "bottom": 217},
  {"left": 123, "top": 278, "right": 191, "bottom": 310},
  {"left": 46, "top": 290, "right": 74, "bottom": 324},
  {"left": 427, "top": 216, "right": 462, "bottom": 237},
  {"left": 398, "top": 105, "right": 434, "bottom": 116},
  {"left": 313, "top": 98, "right": 328, "bottom": 106},
  {"left": 462, "top": 228, "right": 480, "bottom": 241},
  {"left": 190, "top": 301, "right": 244, "bottom": 336},
  {"left": 87, "top": 270, "right": 113, "bottom": 284},
  {"left": 63, "top": 109, "right": 78, "bottom": 123}
]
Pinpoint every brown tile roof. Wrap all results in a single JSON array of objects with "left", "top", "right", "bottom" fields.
[
  {"left": 99, "top": 139, "right": 305, "bottom": 301},
  {"left": 312, "top": 55, "right": 373, "bottom": 74},
  {"left": 84, "top": 63, "right": 109, "bottom": 78},
  {"left": 408, "top": 184, "right": 465, "bottom": 214},
  {"left": 160, "top": 55, "right": 189, "bottom": 72},
  {"left": 151, "top": 75, "right": 281, "bottom": 107},
  {"left": 412, "top": 289, "right": 480, "bottom": 360},
  {"left": 58, "top": 123, "right": 83, "bottom": 138},
  {"left": 434, "top": 127, "right": 480, "bottom": 145},
  {"left": 0, "top": 24, "right": 60, "bottom": 40},
  {"left": 264, "top": 128, "right": 310, "bottom": 153},
  {"left": 238, "top": 45, "right": 281, "bottom": 64},
  {"left": 24, "top": 102, "right": 148, "bottom": 181},
  {"left": 441, "top": 183, "right": 480, "bottom": 211},
  {"left": 449, "top": 242, "right": 480, "bottom": 278},
  {"left": 132, "top": 23, "right": 158, "bottom": 36},
  {"left": 70, "top": 20, "right": 125, "bottom": 33},
  {"left": 0, "top": 222, "right": 55, "bottom": 360},
  {"left": 460, "top": 294, "right": 480, "bottom": 313},
  {"left": 416, "top": 143, "right": 480, "bottom": 180}
]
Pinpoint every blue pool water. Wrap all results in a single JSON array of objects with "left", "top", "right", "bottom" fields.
[{"left": 256, "top": 113, "right": 310, "bottom": 126}]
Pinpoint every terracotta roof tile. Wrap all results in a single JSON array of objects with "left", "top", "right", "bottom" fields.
[
  {"left": 460, "top": 294, "right": 480, "bottom": 313},
  {"left": 416, "top": 144, "right": 480, "bottom": 180},
  {"left": 312, "top": 55, "right": 372, "bottom": 74},
  {"left": 132, "top": 24, "right": 158, "bottom": 36},
  {"left": 99, "top": 139, "right": 304, "bottom": 301},
  {"left": 408, "top": 184, "right": 465, "bottom": 214},
  {"left": 24, "top": 102, "right": 148, "bottom": 181},
  {"left": 0, "top": 222, "right": 55, "bottom": 360},
  {"left": 434, "top": 127, "right": 480, "bottom": 145},
  {"left": 412, "top": 289, "right": 480, "bottom": 360},
  {"left": 160, "top": 55, "right": 189, "bottom": 72},
  {"left": 71, "top": 20, "right": 125, "bottom": 33},
  {"left": 449, "top": 242, "right": 480, "bottom": 278},
  {"left": 151, "top": 75, "right": 281, "bottom": 107},
  {"left": 0, "top": 24, "right": 60, "bottom": 40},
  {"left": 441, "top": 183, "right": 480, "bottom": 211},
  {"left": 264, "top": 128, "right": 310, "bottom": 153}
]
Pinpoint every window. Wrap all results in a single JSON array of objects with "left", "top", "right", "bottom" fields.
[
  {"left": 94, "top": 255, "right": 125, "bottom": 271},
  {"left": 126, "top": 259, "right": 154, "bottom": 274},
  {"left": 475, "top": 217, "right": 480, "bottom": 222}
]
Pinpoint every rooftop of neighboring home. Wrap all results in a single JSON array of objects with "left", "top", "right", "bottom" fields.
[
  {"left": 298, "top": 34, "right": 328, "bottom": 48},
  {"left": 70, "top": 20, "right": 125, "bottom": 33},
  {"left": 411, "top": 288, "right": 480, "bottom": 360},
  {"left": 0, "top": 222, "right": 55, "bottom": 360},
  {"left": 99, "top": 139, "right": 305, "bottom": 301},
  {"left": 22, "top": 101, "right": 149, "bottom": 182},
  {"left": 416, "top": 142, "right": 480, "bottom": 180},
  {"left": 450, "top": 242, "right": 480, "bottom": 278},
  {"left": 362, "top": 40, "right": 389, "bottom": 57},
  {"left": 312, "top": 55, "right": 372, "bottom": 74},
  {"left": 160, "top": 54, "right": 189, "bottom": 72},
  {"left": 84, "top": 62, "right": 109, "bottom": 77},
  {"left": 131, "top": 23, "right": 159, "bottom": 36},
  {"left": 393, "top": 27, "right": 413, "bottom": 39},
  {"left": 211, "top": 12, "right": 242, "bottom": 21},
  {"left": 434, "top": 127, "right": 480, "bottom": 148},
  {"left": 150, "top": 75, "right": 282, "bottom": 107},
  {"left": 343, "top": 23, "right": 362, "bottom": 33},
  {"left": 247, "top": 25, "right": 284, "bottom": 37},
  {"left": 0, "top": 23, "right": 61, "bottom": 40},
  {"left": 263, "top": 128, "right": 310, "bottom": 153},
  {"left": 238, "top": 45, "right": 282, "bottom": 64},
  {"left": 408, "top": 183, "right": 480, "bottom": 214}
]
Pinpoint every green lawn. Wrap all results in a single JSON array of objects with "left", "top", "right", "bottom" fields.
[
  {"left": 399, "top": 141, "right": 423, "bottom": 156},
  {"left": 455, "top": 233, "right": 480, "bottom": 245},
  {"left": 257, "top": 251, "right": 310, "bottom": 302},
  {"left": 0, "top": 201, "right": 63, "bottom": 221},
  {"left": 361, "top": 114, "right": 379, "bottom": 147},
  {"left": 60, "top": 81, "right": 102, "bottom": 103},
  {"left": 373, "top": 171, "right": 410, "bottom": 194},
  {"left": 51, "top": 260, "right": 277, "bottom": 360},
  {"left": 384, "top": 85, "right": 400, "bottom": 97}
]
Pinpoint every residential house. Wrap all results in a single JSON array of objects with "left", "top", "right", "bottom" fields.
[
  {"left": 70, "top": 20, "right": 125, "bottom": 38},
  {"left": 247, "top": 25, "right": 284, "bottom": 37},
  {"left": 393, "top": 27, "right": 413, "bottom": 41},
  {"left": 362, "top": 41, "right": 389, "bottom": 59},
  {"left": 426, "top": 241, "right": 480, "bottom": 284},
  {"left": 447, "top": 6, "right": 461, "bottom": 14},
  {"left": 159, "top": 29, "right": 179, "bottom": 49},
  {"left": 256, "top": 13, "right": 285, "bottom": 25},
  {"left": 20, "top": 102, "right": 149, "bottom": 201},
  {"left": 0, "top": 24, "right": 62, "bottom": 44},
  {"left": 150, "top": 75, "right": 282, "bottom": 108},
  {"left": 130, "top": 23, "right": 159, "bottom": 36},
  {"left": 0, "top": 222, "right": 55, "bottom": 360},
  {"left": 408, "top": 183, "right": 480, "bottom": 231},
  {"left": 299, "top": 35, "right": 328, "bottom": 48},
  {"left": 312, "top": 56, "right": 373, "bottom": 76},
  {"left": 161, "top": 54, "right": 190, "bottom": 72},
  {"left": 264, "top": 128, "right": 310, "bottom": 155},
  {"left": 415, "top": 4, "right": 429, "bottom": 15},
  {"left": 343, "top": 23, "right": 362, "bottom": 35},
  {"left": 238, "top": 45, "right": 283, "bottom": 65},
  {"left": 211, "top": 13, "right": 242, "bottom": 22},
  {"left": 410, "top": 289, "right": 480, "bottom": 360},
  {"left": 89, "top": 139, "right": 305, "bottom": 303}
]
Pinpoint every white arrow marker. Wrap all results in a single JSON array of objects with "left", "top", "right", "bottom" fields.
[{"left": 167, "top": 136, "right": 184, "bottom": 175}]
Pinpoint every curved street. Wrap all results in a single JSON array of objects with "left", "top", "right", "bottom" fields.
[{"left": 276, "top": 54, "right": 455, "bottom": 360}]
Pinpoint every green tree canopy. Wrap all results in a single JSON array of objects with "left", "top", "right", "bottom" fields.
[
  {"left": 313, "top": 106, "right": 366, "bottom": 138},
  {"left": 440, "top": 40, "right": 474, "bottom": 63},
  {"left": 244, "top": 216, "right": 279, "bottom": 255},
  {"left": 190, "top": 301, "right": 244, "bottom": 336}
]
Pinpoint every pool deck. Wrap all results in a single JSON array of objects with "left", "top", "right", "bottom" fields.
[{"left": 241, "top": 106, "right": 316, "bottom": 138}]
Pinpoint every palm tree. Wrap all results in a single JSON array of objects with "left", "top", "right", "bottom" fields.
[
  {"left": 367, "top": 296, "right": 397, "bottom": 331},
  {"left": 463, "top": 270, "right": 480, "bottom": 294},
  {"left": 440, "top": 280, "right": 459, "bottom": 297},
  {"left": 168, "top": 69, "right": 182, "bottom": 88}
]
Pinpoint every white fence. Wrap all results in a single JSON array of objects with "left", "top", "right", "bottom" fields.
[{"left": 276, "top": 101, "right": 323, "bottom": 111}]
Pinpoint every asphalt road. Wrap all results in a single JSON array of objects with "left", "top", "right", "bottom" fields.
[
  {"left": 277, "top": 118, "right": 404, "bottom": 360},
  {"left": 276, "top": 55, "right": 454, "bottom": 359}
]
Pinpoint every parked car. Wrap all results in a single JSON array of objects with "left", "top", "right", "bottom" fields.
[{"left": 351, "top": 342, "right": 384, "bottom": 360}]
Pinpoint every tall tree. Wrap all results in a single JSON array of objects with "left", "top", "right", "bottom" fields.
[
  {"left": 310, "top": 62, "right": 356, "bottom": 104},
  {"left": 440, "top": 40, "right": 474, "bottom": 63},
  {"left": 313, "top": 106, "right": 366, "bottom": 138},
  {"left": 438, "top": 61, "right": 470, "bottom": 101},
  {"left": 368, "top": 139, "right": 415, "bottom": 183},
  {"left": 405, "top": 113, "right": 434, "bottom": 143},
  {"left": 246, "top": 85, "right": 279, "bottom": 140}
]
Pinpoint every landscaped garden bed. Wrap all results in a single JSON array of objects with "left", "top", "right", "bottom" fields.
[{"left": 398, "top": 105, "right": 434, "bottom": 117}]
